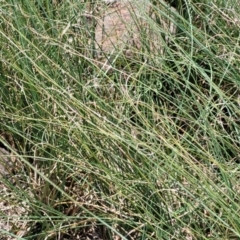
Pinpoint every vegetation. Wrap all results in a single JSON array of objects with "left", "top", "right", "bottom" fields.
[{"left": 0, "top": 0, "right": 240, "bottom": 239}]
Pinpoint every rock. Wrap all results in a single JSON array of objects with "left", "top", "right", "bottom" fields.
[
  {"left": 0, "top": 147, "right": 13, "bottom": 176},
  {"left": 95, "top": 0, "right": 152, "bottom": 55}
]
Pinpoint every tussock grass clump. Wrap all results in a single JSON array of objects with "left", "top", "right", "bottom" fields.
[{"left": 0, "top": 0, "right": 240, "bottom": 239}]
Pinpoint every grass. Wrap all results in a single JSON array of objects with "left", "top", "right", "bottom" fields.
[{"left": 0, "top": 0, "right": 240, "bottom": 239}]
